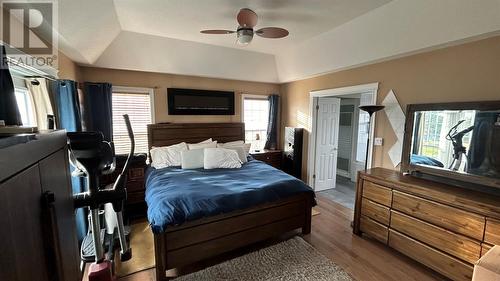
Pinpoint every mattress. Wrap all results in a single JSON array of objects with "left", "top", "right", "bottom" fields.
[{"left": 145, "top": 159, "right": 315, "bottom": 233}]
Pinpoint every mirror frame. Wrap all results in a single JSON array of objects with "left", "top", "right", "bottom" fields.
[{"left": 401, "top": 101, "right": 500, "bottom": 190}]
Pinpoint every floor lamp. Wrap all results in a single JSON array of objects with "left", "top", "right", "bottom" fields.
[{"left": 359, "top": 105, "right": 385, "bottom": 171}]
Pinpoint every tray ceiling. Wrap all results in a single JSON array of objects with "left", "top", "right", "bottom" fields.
[{"left": 37, "top": 0, "right": 500, "bottom": 82}]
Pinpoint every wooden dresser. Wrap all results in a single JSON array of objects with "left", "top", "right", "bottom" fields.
[
  {"left": 251, "top": 149, "right": 282, "bottom": 169},
  {"left": 354, "top": 168, "right": 500, "bottom": 281}
]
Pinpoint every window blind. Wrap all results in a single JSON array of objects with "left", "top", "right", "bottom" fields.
[{"left": 112, "top": 92, "right": 152, "bottom": 155}]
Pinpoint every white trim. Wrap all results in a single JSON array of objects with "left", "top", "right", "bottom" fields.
[
  {"left": 307, "top": 82, "right": 379, "bottom": 188},
  {"left": 112, "top": 86, "right": 156, "bottom": 123}
]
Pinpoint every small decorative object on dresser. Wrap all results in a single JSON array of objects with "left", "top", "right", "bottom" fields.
[
  {"left": 353, "top": 168, "right": 500, "bottom": 281},
  {"left": 251, "top": 149, "right": 282, "bottom": 169},
  {"left": 101, "top": 154, "right": 147, "bottom": 219}
]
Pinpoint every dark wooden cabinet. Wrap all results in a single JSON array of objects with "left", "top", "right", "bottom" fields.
[
  {"left": 251, "top": 150, "right": 282, "bottom": 169},
  {"left": 0, "top": 165, "right": 49, "bottom": 281},
  {"left": 0, "top": 131, "right": 80, "bottom": 281},
  {"left": 100, "top": 154, "right": 147, "bottom": 218}
]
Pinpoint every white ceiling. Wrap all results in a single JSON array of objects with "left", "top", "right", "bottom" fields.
[
  {"left": 52, "top": 0, "right": 500, "bottom": 83},
  {"left": 112, "top": 0, "right": 391, "bottom": 55}
]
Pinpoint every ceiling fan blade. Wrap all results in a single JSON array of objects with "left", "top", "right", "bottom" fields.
[
  {"left": 255, "top": 27, "right": 289, "bottom": 38},
  {"left": 200, "top": 30, "right": 235, "bottom": 34},
  {"left": 237, "top": 8, "right": 258, "bottom": 28}
]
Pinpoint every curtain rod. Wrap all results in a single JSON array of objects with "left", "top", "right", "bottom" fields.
[{"left": 6, "top": 57, "right": 57, "bottom": 81}]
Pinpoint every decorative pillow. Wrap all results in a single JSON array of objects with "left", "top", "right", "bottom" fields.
[
  {"left": 226, "top": 146, "right": 248, "bottom": 163},
  {"left": 217, "top": 141, "right": 251, "bottom": 156},
  {"left": 204, "top": 148, "right": 242, "bottom": 169},
  {"left": 218, "top": 140, "right": 244, "bottom": 147},
  {"left": 181, "top": 149, "right": 204, "bottom": 169},
  {"left": 188, "top": 141, "right": 217, "bottom": 150},
  {"left": 150, "top": 142, "right": 188, "bottom": 168}
]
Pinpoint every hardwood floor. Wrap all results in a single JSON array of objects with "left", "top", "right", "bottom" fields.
[{"left": 115, "top": 195, "right": 445, "bottom": 281}]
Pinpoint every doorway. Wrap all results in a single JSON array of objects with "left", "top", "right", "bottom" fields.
[{"left": 308, "top": 83, "right": 378, "bottom": 209}]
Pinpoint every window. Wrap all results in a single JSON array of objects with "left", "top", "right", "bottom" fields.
[
  {"left": 111, "top": 87, "right": 154, "bottom": 155},
  {"left": 243, "top": 96, "right": 269, "bottom": 151},
  {"left": 14, "top": 87, "right": 36, "bottom": 126}
]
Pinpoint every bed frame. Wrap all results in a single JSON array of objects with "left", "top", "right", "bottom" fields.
[{"left": 147, "top": 123, "right": 313, "bottom": 280}]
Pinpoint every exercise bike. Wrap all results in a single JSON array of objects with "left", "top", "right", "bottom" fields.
[
  {"left": 446, "top": 119, "right": 474, "bottom": 172},
  {"left": 67, "top": 114, "right": 134, "bottom": 281}
]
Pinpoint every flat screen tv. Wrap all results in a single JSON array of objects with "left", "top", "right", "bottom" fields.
[
  {"left": 401, "top": 101, "right": 500, "bottom": 194},
  {"left": 167, "top": 88, "right": 234, "bottom": 115}
]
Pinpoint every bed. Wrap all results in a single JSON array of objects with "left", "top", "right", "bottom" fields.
[{"left": 147, "top": 123, "right": 314, "bottom": 280}]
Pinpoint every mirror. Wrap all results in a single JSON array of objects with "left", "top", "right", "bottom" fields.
[{"left": 402, "top": 102, "right": 500, "bottom": 190}]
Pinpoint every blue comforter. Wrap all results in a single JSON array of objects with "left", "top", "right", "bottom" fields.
[
  {"left": 411, "top": 154, "right": 444, "bottom": 168},
  {"left": 145, "top": 159, "right": 315, "bottom": 233}
]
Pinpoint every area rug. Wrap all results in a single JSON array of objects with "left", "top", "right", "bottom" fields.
[
  {"left": 175, "top": 237, "right": 353, "bottom": 281},
  {"left": 115, "top": 222, "right": 154, "bottom": 277},
  {"left": 117, "top": 210, "right": 336, "bottom": 279}
]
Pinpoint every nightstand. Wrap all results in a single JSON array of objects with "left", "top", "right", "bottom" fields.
[
  {"left": 100, "top": 154, "right": 147, "bottom": 219},
  {"left": 251, "top": 149, "right": 282, "bottom": 169}
]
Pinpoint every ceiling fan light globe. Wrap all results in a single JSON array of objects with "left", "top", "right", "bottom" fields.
[{"left": 237, "top": 28, "right": 254, "bottom": 45}]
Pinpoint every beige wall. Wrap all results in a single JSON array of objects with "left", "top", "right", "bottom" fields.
[
  {"left": 281, "top": 36, "right": 500, "bottom": 180},
  {"left": 58, "top": 51, "right": 82, "bottom": 82},
  {"left": 79, "top": 67, "right": 280, "bottom": 124}
]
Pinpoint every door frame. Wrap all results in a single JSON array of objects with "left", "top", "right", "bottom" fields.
[{"left": 307, "top": 82, "right": 379, "bottom": 188}]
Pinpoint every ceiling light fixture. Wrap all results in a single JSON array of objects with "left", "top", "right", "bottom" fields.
[
  {"left": 201, "top": 8, "right": 289, "bottom": 46},
  {"left": 237, "top": 27, "right": 253, "bottom": 45}
]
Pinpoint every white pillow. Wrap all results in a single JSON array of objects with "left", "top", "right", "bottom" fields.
[
  {"left": 204, "top": 148, "right": 242, "bottom": 169},
  {"left": 150, "top": 142, "right": 188, "bottom": 168},
  {"left": 198, "top": 138, "right": 212, "bottom": 144},
  {"left": 218, "top": 141, "right": 251, "bottom": 156},
  {"left": 218, "top": 140, "right": 244, "bottom": 147},
  {"left": 226, "top": 146, "right": 248, "bottom": 163},
  {"left": 188, "top": 141, "right": 217, "bottom": 150},
  {"left": 181, "top": 149, "right": 204, "bottom": 169}
]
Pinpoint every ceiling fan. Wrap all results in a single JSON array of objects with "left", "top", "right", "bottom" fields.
[{"left": 200, "top": 8, "right": 289, "bottom": 46}]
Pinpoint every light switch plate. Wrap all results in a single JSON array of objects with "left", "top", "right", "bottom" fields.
[{"left": 374, "top": 137, "right": 383, "bottom": 146}]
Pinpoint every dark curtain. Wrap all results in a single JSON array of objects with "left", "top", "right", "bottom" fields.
[
  {"left": 412, "top": 112, "right": 422, "bottom": 154},
  {"left": 51, "top": 80, "right": 87, "bottom": 242},
  {"left": 264, "top": 94, "right": 279, "bottom": 150},
  {"left": 82, "top": 82, "right": 113, "bottom": 141},
  {"left": 0, "top": 45, "right": 22, "bottom": 125}
]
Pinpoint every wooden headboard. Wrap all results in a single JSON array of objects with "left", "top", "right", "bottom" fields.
[{"left": 147, "top": 123, "right": 245, "bottom": 149}]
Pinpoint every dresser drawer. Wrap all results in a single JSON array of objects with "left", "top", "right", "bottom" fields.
[
  {"left": 127, "top": 191, "right": 145, "bottom": 204},
  {"left": 252, "top": 151, "right": 282, "bottom": 168},
  {"left": 360, "top": 215, "right": 388, "bottom": 244},
  {"left": 361, "top": 198, "right": 390, "bottom": 225},
  {"left": 127, "top": 181, "right": 145, "bottom": 193},
  {"left": 481, "top": 243, "right": 494, "bottom": 257},
  {"left": 392, "top": 191, "right": 485, "bottom": 240},
  {"left": 485, "top": 218, "right": 500, "bottom": 245},
  {"left": 390, "top": 210, "right": 481, "bottom": 264},
  {"left": 128, "top": 167, "right": 145, "bottom": 180},
  {"left": 389, "top": 230, "right": 473, "bottom": 281},
  {"left": 362, "top": 181, "right": 392, "bottom": 207}
]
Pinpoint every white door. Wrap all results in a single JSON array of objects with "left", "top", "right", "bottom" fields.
[{"left": 314, "top": 97, "right": 341, "bottom": 191}]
